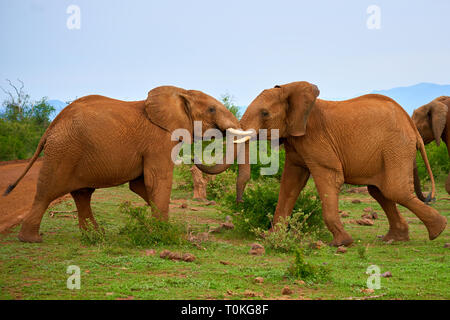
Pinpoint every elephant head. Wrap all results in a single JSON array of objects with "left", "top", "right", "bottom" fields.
[
  {"left": 145, "top": 86, "right": 249, "bottom": 172},
  {"left": 235, "top": 81, "right": 320, "bottom": 201},
  {"left": 412, "top": 97, "right": 449, "bottom": 146}
]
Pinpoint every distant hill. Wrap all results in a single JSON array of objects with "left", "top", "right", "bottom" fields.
[{"left": 371, "top": 83, "right": 450, "bottom": 115}]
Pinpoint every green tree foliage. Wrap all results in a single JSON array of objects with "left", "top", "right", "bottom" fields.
[
  {"left": 416, "top": 142, "right": 449, "bottom": 184},
  {"left": 0, "top": 80, "right": 55, "bottom": 161}
]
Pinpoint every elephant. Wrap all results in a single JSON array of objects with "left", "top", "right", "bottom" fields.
[
  {"left": 412, "top": 96, "right": 450, "bottom": 196},
  {"left": 201, "top": 81, "right": 447, "bottom": 246},
  {"left": 3, "top": 85, "right": 248, "bottom": 243}
]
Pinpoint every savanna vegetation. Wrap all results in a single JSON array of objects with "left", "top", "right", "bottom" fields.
[{"left": 0, "top": 85, "right": 448, "bottom": 300}]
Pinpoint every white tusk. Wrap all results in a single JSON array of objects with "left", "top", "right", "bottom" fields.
[
  {"left": 234, "top": 136, "right": 251, "bottom": 144},
  {"left": 227, "top": 128, "right": 255, "bottom": 136}
]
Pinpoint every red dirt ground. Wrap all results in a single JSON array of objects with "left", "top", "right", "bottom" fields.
[{"left": 0, "top": 159, "right": 43, "bottom": 234}]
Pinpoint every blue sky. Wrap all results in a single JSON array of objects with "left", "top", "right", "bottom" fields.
[{"left": 1, "top": 0, "right": 449, "bottom": 105}]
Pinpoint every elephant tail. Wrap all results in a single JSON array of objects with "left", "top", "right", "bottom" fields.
[
  {"left": 416, "top": 136, "right": 436, "bottom": 203},
  {"left": 3, "top": 134, "right": 47, "bottom": 196},
  {"left": 413, "top": 159, "right": 427, "bottom": 202}
]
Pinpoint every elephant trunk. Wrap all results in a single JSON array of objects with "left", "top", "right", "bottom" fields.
[
  {"left": 195, "top": 128, "right": 252, "bottom": 175},
  {"left": 195, "top": 162, "right": 232, "bottom": 175}
]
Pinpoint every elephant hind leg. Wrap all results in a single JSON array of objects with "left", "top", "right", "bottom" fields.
[
  {"left": 367, "top": 185, "right": 409, "bottom": 241},
  {"left": 129, "top": 176, "right": 150, "bottom": 204},
  {"left": 71, "top": 188, "right": 98, "bottom": 230},
  {"left": 18, "top": 196, "right": 53, "bottom": 243},
  {"left": 397, "top": 196, "right": 447, "bottom": 240}
]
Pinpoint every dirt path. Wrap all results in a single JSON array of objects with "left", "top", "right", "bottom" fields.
[{"left": 0, "top": 159, "right": 43, "bottom": 233}]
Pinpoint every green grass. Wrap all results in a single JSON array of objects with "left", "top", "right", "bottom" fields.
[{"left": 0, "top": 178, "right": 449, "bottom": 300}]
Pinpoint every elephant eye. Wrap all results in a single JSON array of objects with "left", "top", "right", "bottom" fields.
[
  {"left": 208, "top": 106, "right": 216, "bottom": 113},
  {"left": 261, "top": 110, "right": 269, "bottom": 117}
]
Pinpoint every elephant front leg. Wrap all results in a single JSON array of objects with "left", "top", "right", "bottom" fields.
[
  {"left": 143, "top": 166, "right": 173, "bottom": 221},
  {"left": 311, "top": 168, "right": 353, "bottom": 247},
  {"left": 272, "top": 159, "right": 310, "bottom": 229}
]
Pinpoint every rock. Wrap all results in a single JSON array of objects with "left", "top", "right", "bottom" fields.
[
  {"left": 160, "top": 250, "right": 171, "bottom": 259},
  {"left": 196, "top": 232, "right": 209, "bottom": 242},
  {"left": 363, "top": 207, "right": 373, "bottom": 213},
  {"left": 336, "top": 246, "right": 347, "bottom": 254},
  {"left": 251, "top": 243, "right": 264, "bottom": 249},
  {"left": 221, "top": 222, "right": 235, "bottom": 230},
  {"left": 361, "top": 213, "right": 372, "bottom": 219},
  {"left": 180, "top": 203, "right": 188, "bottom": 209},
  {"left": 206, "top": 200, "right": 216, "bottom": 206},
  {"left": 254, "top": 277, "right": 264, "bottom": 284},
  {"left": 168, "top": 252, "right": 183, "bottom": 261},
  {"left": 381, "top": 271, "right": 392, "bottom": 278},
  {"left": 145, "top": 249, "right": 156, "bottom": 256},
  {"left": 209, "top": 225, "right": 223, "bottom": 233},
  {"left": 182, "top": 253, "right": 196, "bottom": 262},
  {"left": 352, "top": 199, "right": 361, "bottom": 204},
  {"left": 356, "top": 218, "right": 374, "bottom": 226},
  {"left": 281, "top": 286, "right": 293, "bottom": 295},
  {"left": 443, "top": 243, "right": 450, "bottom": 248},
  {"left": 310, "top": 240, "right": 325, "bottom": 249},
  {"left": 341, "top": 211, "right": 350, "bottom": 218},
  {"left": 361, "top": 288, "right": 375, "bottom": 294},
  {"left": 347, "top": 187, "right": 369, "bottom": 194},
  {"left": 115, "top": 296, "right": 134, "bottom": 300},
  {"left": 244, "top": 290, "right": 257, "bottom": 297},
  {"left": 249, "top": 243, "right": 265, "bottom": 256}
]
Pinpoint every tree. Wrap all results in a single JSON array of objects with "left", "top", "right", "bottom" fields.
[{"left": 0, "top": 79, "right": 31, "bottom": 121}]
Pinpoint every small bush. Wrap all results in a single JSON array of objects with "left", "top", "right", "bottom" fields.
[
  {"left": 206, "top": 170, "right": 236, "bottom": 201},
  {"left": 286, "top": 248, "right": 330, "bottom": 283},
  {"left": 80, "top": 222, "right": 107, "bottom": 246},
  {"left": 254, "top": 210, "right": 325, "bottom": 253},
  {"left": 119, "top": 202, "right": 186, "bottom": 247},
  {"left": 173, "top": 164, "right": 194, "bottom": 191},
  {"left": 357, "top": 243, "right": 369, "bottom": 260},
  {"left": 223, "top": 179, "right": 323, "bottom": 236}
]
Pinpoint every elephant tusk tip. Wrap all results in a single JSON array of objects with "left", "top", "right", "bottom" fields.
[{"left": 234, "top": 136, "right": 251, "bottom": 144}]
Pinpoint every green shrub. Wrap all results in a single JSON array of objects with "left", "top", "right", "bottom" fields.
[
  {"left": 416, "top": 142, "right": 449, "bottom": 183},
  {"left": 80, "top": 222, "right": 107, "bottom": 246},
  {"left": 223, "top": 178, "right": 323, "bottom": 235},
  {"left": 286, "top": 248, "right": 330, "bottom": 283},
  {"left": 173, "top": 164, "right": 194, "bottom": 191},
  {"left": 119, "top": 202, "right": 186, "bottom": 247},
  {"left": 206, "top": 170, "right": 237, "bottom": 201},
  {"left": 254, "top": 211, "right": 325, "bottom": 253}
]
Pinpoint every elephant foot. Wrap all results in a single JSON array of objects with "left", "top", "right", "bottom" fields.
[
  {"left": 427, "top": 215, "right": 447, "bottom": 240},
  {"left": 18, "top": 231, "right": 42, "bottom": 243},
  {"left": 18, "top": 223, "right": 43, "bottom": 243},
  {"left": 330, "top": 234, "right": 354, "bottom": 247},
  {"left": 382, "top": 229, "right": 410, "bottom": 242}
]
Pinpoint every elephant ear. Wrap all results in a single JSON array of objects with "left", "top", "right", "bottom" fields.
[
  {"left": 429, "top": 101, "right": 448, "bottom": 146},
  {"left": 144, "top": 86, "right": 193, "bottom": 135},
  {"left": 284, "top": 82, "right": 320, "bottom": 137}
]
